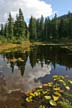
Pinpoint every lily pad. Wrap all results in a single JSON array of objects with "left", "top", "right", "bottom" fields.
[
  {"left": 26, "top": 96, "right": 32, "bottom": 102},
  {"left": 54, "top": 91, "right": 61, "bottom": 96},
  {"left": 68, "top": 80, "right": 72, "bottom": 84},
  {"left": 53, "top": 87, "right": 60, "bottom": 91},
  {"left": 65, "top": 86, "right": 70, "bottom": 91},
  {"left": 44, "top": 96, "right": 51, "bottom": 100},
  {"left": 59, "top": 79, "right": 66, "bottom": 86},
  {"left": 39, "top": 105, "right": 45, "bottom": 108},
  {"left": 53, "top": 75, "right": 59, "bottom": 80},
  {"left": 52, "top": 95, "right": 60, "bottom": 101},
  {"left": 49, "top": 100, "right": 57, "bottom": 106}
]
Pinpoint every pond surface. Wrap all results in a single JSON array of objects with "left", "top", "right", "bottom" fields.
[{"left": 0, "top": 45, "right": 72, "bottom": 94}]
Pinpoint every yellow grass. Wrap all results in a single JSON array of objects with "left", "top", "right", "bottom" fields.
[{"left": 0, "top": 41, "right": 32, "bottom": 53}]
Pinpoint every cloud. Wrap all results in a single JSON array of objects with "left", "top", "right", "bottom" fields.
[{"left": 0, "top": 0, "right": 53, "bottom": 23}]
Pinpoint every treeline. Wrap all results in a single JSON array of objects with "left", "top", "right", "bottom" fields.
[{"left": 0, "top": 9, "right": 72, "bottom": 42}]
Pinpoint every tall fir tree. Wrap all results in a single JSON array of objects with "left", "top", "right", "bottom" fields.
[
  {"left": 39, "top": 16, "right": 44, "bottom": 41},
  {"left": 7, "top": 13, "right": 14, "bottom": 39},
  {"left": 51, "top": 14, "right": 58, "bottom": 40},
  {"left": 4, "top": 23, "right": 8, "bottom": 37},
  {"left": 0, "top": 24, "right": 4, "bottom": 36},
  {"left": 14, "top": 8, "right": 26, "bottom": 38},
  {"left": 29, "top": 16, "right": 37, "bottom": 40}
]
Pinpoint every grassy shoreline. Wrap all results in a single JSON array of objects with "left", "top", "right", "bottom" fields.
[{"left": 0, "top": 40, "right": 72, "bottom": 53}]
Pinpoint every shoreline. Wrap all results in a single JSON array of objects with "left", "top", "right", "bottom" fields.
[{"left": 0, "top": 41, "right": 72, "bottom": 53}]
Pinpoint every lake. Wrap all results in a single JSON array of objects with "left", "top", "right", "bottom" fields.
[{"left": 0, "top": 45, "right": 72, "bottom": 94}]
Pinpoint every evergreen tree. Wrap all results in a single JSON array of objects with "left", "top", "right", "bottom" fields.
[
  {"left": 68, "top": 12, "right": 72, "bottom": 38},
  {"left": 29, "top": 16, "right": 37, "bottom": 40},
  {"left": 7, "top": 13, "right": 14, "bottom": 39},
  {"left": 36, "top": 19, "right": 41, "bottom": 40},
  {"left": 0, "top": 24, "right": 4, "bottom": 36},
  {"left": 14, "top": 8, "right": 26, "bottom": 38},
  {"left": 51, "top": 14, "right": 58, "bottom": 40},
  {"left": 58, "top": 19, "right": 65, "bottom": 39},
  {"left": 4, "top": 23, "right": 8, "bottom": 37},
  {"left": 44, "top": 18, "right": 48, "bottom": 40},
  {"left": 39, "top": 16, "right": 44, "bottom": 41},
  {"left": 44, "top": 17, "right": 51, "bottom": 41}
]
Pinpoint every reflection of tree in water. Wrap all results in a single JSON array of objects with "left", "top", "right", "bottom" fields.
[
  {"left": 3, "top": 50, "right": 28, "bottom": 76},
  {"left": 16, "top": 52, "right": 28, "bottom": 76},
  {"left": 2, "top": 46, "right": 72, "bottom": 76},
  {"left": 29, "top": 46, "right": 38, "bottom": 68},
  {"left": 29, "top": 45, "right": 72, "bottom": 69}
]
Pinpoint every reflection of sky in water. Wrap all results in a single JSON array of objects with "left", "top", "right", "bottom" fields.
[
  {"left": 0, "top": 46, "right": 72, "bottom": 93},
  {"left": 0, "top": 55, "right": 72, "bottom": 93},
  {"left": 0, "top": 55, "right": 52, "bottom": 92}
]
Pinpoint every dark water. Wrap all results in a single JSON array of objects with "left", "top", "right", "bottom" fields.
[{"left": 0, "top": 45, "right": 72, "bottom": 93}]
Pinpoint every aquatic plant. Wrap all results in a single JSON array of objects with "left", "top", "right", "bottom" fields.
[{"left": 23, "top": 75, "right": 72, "bottom": 108}]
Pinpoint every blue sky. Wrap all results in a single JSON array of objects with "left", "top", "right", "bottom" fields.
[
  {"left": 0, "top": 0, "right": 72, "bottom": 23},
  {"left": 44, "top": 0, "right": 72, "bottom": 17}
]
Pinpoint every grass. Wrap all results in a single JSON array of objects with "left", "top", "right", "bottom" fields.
[
  {"left": 0, "top": 37, "right": 72, "bottom": 53},
  {"left": 0, "top": 41, "right": 32, "bottom": 53}
]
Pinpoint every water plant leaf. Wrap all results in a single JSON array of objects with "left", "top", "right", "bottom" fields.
[
  {"left": 52, "top": 95, "right": 60, "bottom": 101},
  {"left": 49, "top": 100, "right": 57, "bottom": 106},
  {"left": 39, "top": 105, "right": 45, "bottom": 108},
  {"left": 44, "top": 96, "right": 51, "bottom": 100},
  {"left": 26, "top": 96, "right": 32, "bottom": 102},
  {"left": 65, "top": 86, "right": 70, "bottom": 91},
  {"left": 54, "top": 91, "right": 61, "bottom": 96},
  {"left": 34, "top": 91, "right": 40, "bottom": 96},
  {"left": 59, "top": 75, "right": 64, "bottom": 79},
  {"left": 42, "top": 91, "right": 48, "bottom": 95},
  {"left": 43, "top": 83, "right": 48, "bottom": 87},
  {"left": 29, "top": 92, "right": 35, "bottom": 97},
  {"left": 53, "top": 87, "right": 60, "bottom": 91},
  {"left": 53, "top": 75, "right": 58, "bottom": 80},
  {"left": 68, "top": 80, "right": 72, "bottom": 84},
  {"left": 48, "top": 82, "right": 53, "bottom": 87},
  {"left": 59, "top": 79, "right": 66, "bottom": 86}
]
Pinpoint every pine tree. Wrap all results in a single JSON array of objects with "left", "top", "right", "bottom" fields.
[
  {"left": 29, "top": 16, "right": 37, "bottom": 40},
  {"left": 44, "top": 17, "right": 51, "bottom": 41},
  {"left": 7, "top": 13, "right": 14, "bottom": 39},
  {"left": 39, "top": 16, "right": 44, "bottom": 41},
  {"left": 68, "top": 12, "right": 72, "bottom": 38},
  {"left": 51, "top": 14, "right": 58, "bottom": 40},
  {"left": 14, "top": 8, "right": 26, "bottom": 38},
  {"left": 0, "top": 24, "right": 4, "bottom": 36},
  {"left": 58, "top": 18, "right": 65, "bottom": 39},
  {"left": 4, "top": 23, "right": 8, "bottom": 37}
]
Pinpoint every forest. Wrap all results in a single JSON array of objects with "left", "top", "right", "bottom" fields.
[{"left": 0, "top": 8, "right": 72, "bottom": 42}]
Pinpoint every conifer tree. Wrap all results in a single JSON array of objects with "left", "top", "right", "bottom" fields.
[
  {"left": 7, "top": 13, "right": 14, "bottom": 39},
  {"left": 29, "top": 16, "right": 37, "bottom": 40}
]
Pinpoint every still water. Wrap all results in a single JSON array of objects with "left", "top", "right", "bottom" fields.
[{"left": 0, "top": 45, "right": 72, "bottom": 93}]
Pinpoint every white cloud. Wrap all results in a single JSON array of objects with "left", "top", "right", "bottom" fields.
[{"left": 0, "top": 0, "right": 53, "bottom": 23}]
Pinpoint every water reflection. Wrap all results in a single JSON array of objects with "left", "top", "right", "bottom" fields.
[
  {"left": 2, "top": 46, "right": 72, "bottom": 75},
  {"left": 0, "top": 45, "right": 72, "bottom": 92}
]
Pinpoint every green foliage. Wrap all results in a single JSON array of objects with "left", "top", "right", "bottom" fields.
[
  {"left": 23, "top": 75, "right": 72, "bottom": 108},
  {"left": 7, "top": 13, "right": 14, "bottom": 39},
  {"left": 0, "top": 11, "right": 72, "bottom": 43},
  {"left": 29, "top": 16, "right": 37, "bottom": 40},
  {"left": 58, "top": 101, "right": 72, "bottom": 108},
  {"left": 14, "top": 8, "right": 26, "bottom": 38}
]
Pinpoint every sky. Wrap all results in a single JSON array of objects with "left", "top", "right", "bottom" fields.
[{"left": 0, "top": 0, "right": 72, "bottom": 24}]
